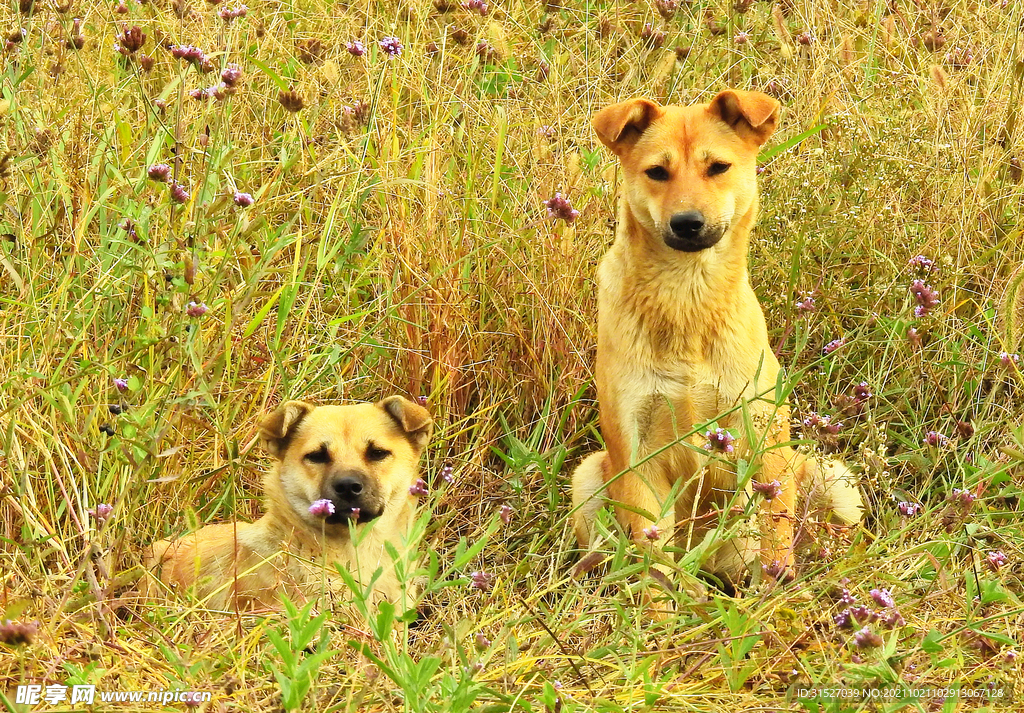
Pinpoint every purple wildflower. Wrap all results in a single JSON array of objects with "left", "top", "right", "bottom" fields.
[
  {"left": 379, "top": 36, "right": 403, "bottom": 58},
  {"left": 440, "top": 464, "right": 454, "bottom": 483},
  {"left": 499, "top": 504, "right": 514, "bottom": 524},
  {"left": 870, "top": 588, "right": 895, "bottom": 608},
  {"left": 898, "top": 501, "right": 922, "bottom": 517},
  {"left": 416, "top": 395, "right": 428, "bottom": 406},
  {"left": 148, "top": 163, "right": 171, "bottom": 182},
  {"left": 189, "top": 87, "right": 211, "bottom": 101},
  {"left": 796, "top": 31, "right": 814, "bottom": 45},
  {"left": 642, "top": 525, "right": 660, "bottom": 541},
  {"left": 907, "top": 254, "right": 936, "bottom": 274},
  {"left": 88, "top": 503, "right": 114, "bottom": 522},
  {"left": 309, "top": 499, "right": 335, "bottom": 517},
  {"left": 834, "top": 609, "right": 853, "bottom": 629},
  {"left": 0, "top": 620, "right": 37, "bottom": 646},
  {"left": 544, "top": 193, "right": 580, "bottom": 223},
  {"left": 233, "top": 191, "right": 254, "bottom": 207},
  {"left": 346, "top": 40, "right": 366, "bottom": 56},
  {"left": 461, "top": 0, "right": 488, "bottom": 14},
  {"left": 475, "top": 632, "right": 491, "bottom": 650},
  {"left": 170, "top": 44, "right": 207, "bottom": 66},
  {"left": 854, "top": 627, "right": 883, "bottom": 648},
  {"left": 113, "top": 377, "right": 129, "bottom": 392},
  {"left": 803, "top": 412, "right": 842, "bottom": 435},
  {"left": 218, "top": 4, "right": 247, "bottom": 21},
  {"left": 734, "top": 30, "right": 751, "bottom": 45},
  {"left": 170, "top": 182, "right": 190, "bottom": 204},
  {"left": 923, "top": 431, "right": 948, "bottom": 447},
  {"left": 840, "top": 589, "right": 856, "bottom": 605},
  {"left": 469, "top": 570, "right": 493, "bottom": 592},
  {"left": 910, "top": 279, "right": 940, "bottom": 317},
  {"left": 849, "top": 605, "right": 878, "bottom": 624},
  {"left": 823, "top": 338, "right": 846, "bottom": 355},
  {"left": 950, "top": 488, "right": 976, "bottom": 507},
  {"left": 985, "top": 551, "right": 1007, "bottom": 572},
  {"left": 853, "top": 382, "right": 871, "bottom": 402},
  {"left": 409, "top": 478, "right": 428, "bottom": 497},
  {"left": 795, "top": 293, "right": 816, "bottom": 313},
  {"left": 186, "top": 301, "right": 208, "bottom": 318},
  {"left": 221, "top": 63, "right": 244, "bottom": 87},
  {"left": 752, "top": 479, "right": 782, "bottom": 500},
  {"left": 907, "top": 327, "right": 922, "bottom": 349},
  {"left": 879, "top": 608, "right": 905, "bottom": 629},
  {"left": 704, "top": 427, "right": 735, "bottom": 454},
  {"left": 762, "top": 561, "right": 787, "bottom": 579},
  {"left": 999, "top": 351, "right": 1021, "bottom": 368}
]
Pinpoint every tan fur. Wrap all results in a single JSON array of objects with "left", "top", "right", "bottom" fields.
[
  {"left": 145, "top": 396, "right": 433, "bottom": 611},
  {"left": 573, "top": 90, "right": 863, "bottom": 586}
]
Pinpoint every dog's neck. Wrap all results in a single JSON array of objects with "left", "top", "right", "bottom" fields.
[{"left": 606, "top": 200, "right": 763, "bottom": 362}]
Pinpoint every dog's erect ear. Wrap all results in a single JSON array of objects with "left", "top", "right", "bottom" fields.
[
  {"left": 708, "top": 89, "right": 780, "bottom": 146},
  {"left": 259, "top": 401, "right": 314, "bottom": 458},
  {"left": 380, "top": 396, "right": 434, "bottom": 451},
  {"left": 592, "top": 98, "right": 664, "bottom": 155}
]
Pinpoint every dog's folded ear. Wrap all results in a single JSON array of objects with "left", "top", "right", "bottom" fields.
[
  {"left": 380, "top": 396, "right": 434, "bottom": 450},
  {"left": 708, "top": 89, "right": 780, "bottom": 145},
  {"left": 259, "top": 401, "right": 314, "bottom": 458},
  {"left": 593, "top": 98, "right": 664, "bottom": 154}
]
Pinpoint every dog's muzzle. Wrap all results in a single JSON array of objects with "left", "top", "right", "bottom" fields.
[
  {"left": 323, "top": 470, "right": 382, "bottom": 524},
  {"left": 664, "top": 210, "right": 724, "bottom": 252}
]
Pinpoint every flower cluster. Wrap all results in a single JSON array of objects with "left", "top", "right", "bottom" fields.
[
  {"left": 345, "top": 40, "right": 366, "bottom": 57},
  {"left": 922, "top": 430, "right": 948, "bottom": 447},
  {"left": 114, "top": 25, "right": 145, "bottom": 55},
  {"left": 147, "top": 163, "right": 171, "bottom": 182},
  {"left": 834, "top": 586, "right": 904, "bottom": 641},
  {"left": 794, "top": 292, "right": 816, "bottom": 313},
  {"left": 379, "top": 36, "right": 403, "bottom": 58},
  {"left": 0, "top": 620, "right": 37, "bottom": 646},
  {"left": 469, "top": 570, "right": 493, "bottom": 591},
  {"left": 218, "top": 4, "right": 247, "bottom": 22},
  {"left": 803, "top": 412, "right": 842, "bottom": 436},
  {"left": 169, "top": 44, "right": 214, "bottom": 73},
  {"left": 907, "top": 254, "right": 937, "bottom": 275},
  {"left": 544, "top": 193, "right": 579, "bottom": 222},
  {"left": 309, "top": 499, "right": 335, "bottom": 517},
  {"left": 461, "top": 0, "right": 488, "bottom": 15},
  {"left": 823, "top": 337, "right": 846, "bottom": 355},
  {"left": 409, "top": 478, "right": 428, "bottom": 496},
  {"left": 910, "top": 279, "right": 940, "bottom": 318},
  {"left": 642, "top": 525, "right": 660, "bottom": 541},
  {"left": 440, "top": 464, "right": 454, "bottom": 483},
  {"left": 233, "top": 191, "right": 254, "bottom": 207},
  {"left": 704, "top": 427, "right": 735, "bottom": 453},
  {"left": 949, "top": 487, "right": 975, "bottom": 507},
  {"left": 186, "top": 301, "right": 208, "bottom": 318},
  {"left": 986, "top": 550, "right": 1007, "bottom": 572},
  {"left": 88, "top": 503, "right": 113, "bottom": 522},
  {"left": 752, "top": 479, "right": 782, "bottom": 500},
  {"left": 897, "top": 501, "right": 922, "bottom": 517},
  {"left": 999, "top": 351, "right": 1020, "bottom": 368}
]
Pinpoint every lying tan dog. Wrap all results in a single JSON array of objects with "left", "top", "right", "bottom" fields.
[
  {"left": 146, "top": 396, "right": 432, "bottom": 610},
  {"left": 572, "top": 90, "right": 863, "bottom": 589}
]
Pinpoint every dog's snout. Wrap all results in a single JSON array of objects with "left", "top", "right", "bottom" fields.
[
  {"left": 332, "top": 475, "right": 364, "bottom": 499},
  {"left": 669, "top": 210, "right": 705, "bottom": 238}
]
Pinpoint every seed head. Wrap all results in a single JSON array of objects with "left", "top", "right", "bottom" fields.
[
  {"left": 0, "top": 620, "right": 37, "bottom": 646},
  {"left": 147, "top": 163, "right": 171, "bottom": 182},
  {"left": 116, "top": 25, "right": 146, "bottom": 54},
  {"left": 654, "top": 0, "right": 677, "bottom": 20},
  {"left": 795, "top": 31, "right": 814, "bottom": 45},
  {"left": 309, "top": 499, "right": 335, "bottom": 517},
  {"left": 639, "top": 23, "right": 665, "bottom": 49},
  {"left": 461, "top": 0, "right": 488, "bottom": 15},
  {"left": 218, "top": 4, "right": 247, "bottom": 21},
  {"left": 221, "top": 63, "right": 243, "bottom": 87},
  {"left": 170, "top": 182, "right": 190, "bottom": 204},
  {"left": 907, "top": 327, "right": 922, "bottom": 349},
  {"left": 278, "top": 89, "right": 305, "bottom": 113},
  {"left": 734, "top": 30, "right": 750, "bottom": 45}
]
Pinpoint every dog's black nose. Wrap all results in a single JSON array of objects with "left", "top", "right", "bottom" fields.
[
  {"left": 332, "top": 475, "right": 364, "bottom": 499},
  {"left": 669, "top": 210, "right": 705, "bottom": 238}
]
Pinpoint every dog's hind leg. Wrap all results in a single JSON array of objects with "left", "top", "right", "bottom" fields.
[
  {"left": 571, "top": 451, "right": 610, "bottom": 548},
  {"left": 802, "top": 456, "right": 864, "bottom": 525}
]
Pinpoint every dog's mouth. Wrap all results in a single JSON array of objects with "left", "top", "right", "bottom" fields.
[
  {"left": 324, "top": 505, "right": 382, "bottom": 526},
  {"left": 663, "top": 224, "right": 726, "bottom": 252}
]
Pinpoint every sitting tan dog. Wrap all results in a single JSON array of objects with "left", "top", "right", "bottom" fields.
[
  {"left": 572, "top": 90, "right": 863, "bottom": 589},
  {"left": 146, "top": 396, "right": 432, "bottom": 610}
]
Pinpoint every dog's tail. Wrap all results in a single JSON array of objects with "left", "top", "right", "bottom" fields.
[
  {"left": 800, "top": 455, "right": 864, "bottom": 525},
  {"left": 571, "top": 451, "right": 610, "bottom": 547}
]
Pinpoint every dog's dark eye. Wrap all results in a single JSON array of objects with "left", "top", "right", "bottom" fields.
[
  {"left": 304, "top": 447, "right": 331, "bottom": 464},
  {"left": 707, "top": 162, "right": 731, "bottom": 177},
  {"left": 366, "top": 445, "right": 391, "bottom": 462},
  {"left": 644, "top": 166, "right": 670, "bottom": 181}
]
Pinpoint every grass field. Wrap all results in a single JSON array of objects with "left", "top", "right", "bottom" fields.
[{"left": 2, "top": 0, "right": 1024, "bottom": 710}]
